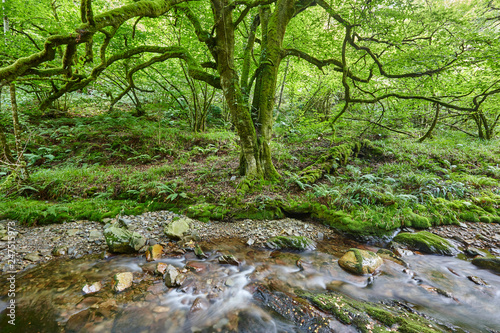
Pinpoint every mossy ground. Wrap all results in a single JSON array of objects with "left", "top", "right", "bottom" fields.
[{"left": 2, "top": 104, "right": 500, "bottom": 235}]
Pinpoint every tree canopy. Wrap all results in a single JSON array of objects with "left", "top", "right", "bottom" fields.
[{"left": 1, "top": 0, "right": 500, "bottom": 181}]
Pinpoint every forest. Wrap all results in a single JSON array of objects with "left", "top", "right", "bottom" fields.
[
  {"left": 1, "top": 0, "right": 500, "bottom": 232},
  {"left": 1, "top": 0, "right": 500, "bottom": 331}
]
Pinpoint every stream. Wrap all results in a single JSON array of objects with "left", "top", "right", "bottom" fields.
[{"left": 1, "top": 238, "right": 500, "bottom": 332}]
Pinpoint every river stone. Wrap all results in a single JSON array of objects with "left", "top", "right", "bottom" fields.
[
  {"left": 218, "top": 254, "right": 240, "bottom": 266},
  {"left": 338, "top": 248, "right": 383, "bottom": 275},
  {"left": 113, "top": 272, "right": 133, "bottom": 292},
  {"left": 471, "top": 257, "right": 500, "bottom": 273},
  {"left": 52, "top": 246, "right": 67, "bottom": 256},
  {"left": 156, "top": 262, "right": 168, "bottom": 275},
  {"left": 164, "top": 264, "right": 186, "bottom": 287},
  {"left": 164, "top": 218, "right": 191, "bottom": 239},
  {"left": 266, "top": 236, "right": 316, "bottom": 251},
  {"left": 104, "top": 225, "right": 146, "bottom": 253},
  {"left": 67, "top": 229, "right": 80, "bottom": 237},
  {"left": 145, "top": 244, "right": 163, "bottom": 261},
  {"left": 82, "top": 281, "right": 102, "bottom": 294},
  {"left": 393, "top": 231, "right": 457, "bottom": 256},
  {"left": 377, "top": 249, "right": 408, "bottom": 267}
]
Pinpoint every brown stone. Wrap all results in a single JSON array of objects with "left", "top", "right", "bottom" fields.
[
  {"left": 338, "top": 248, "right": 383, "bottom": 275},
  {"left": 186, "top": 261, "right": 208, "bottom": 273},
  {"left": 146, "top": 244, "right": 163, "bottom": 262}
]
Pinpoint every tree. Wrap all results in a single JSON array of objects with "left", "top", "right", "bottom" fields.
[{"left": 0, "top": 0, "right": 499, "bottom": 182}]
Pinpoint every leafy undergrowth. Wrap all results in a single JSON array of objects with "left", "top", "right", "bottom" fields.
[{"left": 1, "top": 108, "right": 500, "bottom": 235}]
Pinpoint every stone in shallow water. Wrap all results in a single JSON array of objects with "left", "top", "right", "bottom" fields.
[
  {"left": 392, "top": 231, "right": 457, "bottom": 256},
  {"left": 471, "top": 257, "right": 500, "bottom": 273},
  {"left": 82, "top": 281, "right": 102, "bottom": 294},
  {"left": 338, "top": 248, "right": 383, "bottom": 275},
  {"left": 52, "top": 246, "right": 67, "bottom": 256},
  {"left": 164, "top": 264, "right": 186, "bottom": 287},
  {"left": 145, "top": 244, "right": 163, "bottom": 261},
  {"left": 377, "top": 249, "right": 408, "bottom": 267},
  {"left": 218, "top": 254, "right": 240, "bottom": 266},
  {"left": 113, "top": 272, "right": 133, "bottom": 292},
  {"left": 265, "top": 236, "right": 316, "bottom": 251}
]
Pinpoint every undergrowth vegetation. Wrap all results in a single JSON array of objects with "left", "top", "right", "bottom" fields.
[{"left": 1, "top": 102, "right": 500, "bottom": 237}]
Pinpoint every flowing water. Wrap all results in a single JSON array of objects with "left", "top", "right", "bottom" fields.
[{"left": 1, "top": 239, "right": 499, "bottom": 332}]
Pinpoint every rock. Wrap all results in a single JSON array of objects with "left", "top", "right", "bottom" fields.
[
  {"left": 471, "top": 257, "right": 500, "bottom": 273},
  {"left": 247, "top": 238, "right": 255, "bottom": 246},
  {"left": 338, "top": 248, "right": 383, "bottom": 275},
  {"left": 89, "top": 229, "right": 103, "bottom": 240},
  {"left": 186, "top": 261, "right": 207, "bottom": 273},
  {"left": 164, "top": 264, "right": 186, "bottom": 287},
  {"left": 66, "top": 228, "right": 80, "bottom": 237},
  {"left": 467, "top": 275, "right": 488, "bottom": 286},
  {"left": 376, "top": 249, "right": 408, "bottom": 267},
  {"left": 104, "top": 225, "right": 146, "bottom": 253},
  {"left": 392, "top": 231, "right": 457, "bottom": 256},
  {"left": 82, "top": 282, "right": 102, "bottom": 294},
  {"left": 190, "top": 297, "right": 208, "bottom": 313},
  {"left": 265, "top": 236, "right": 316, "bottom": 251},
  {"left": 24, "top": 252, "right": 41, "bottom": 262},
  {"left": 113, "top": 272, "right": 133, "bottom": 292},
  {"left": 155, "top": 262, "right": 169, "bottom": 275},
  {"left": 164, "top": 217, "right": 191, "bottom": 239},
  {"left": 118, "top": 217, "right": 133, "bottom": 228},
  {"left": 218, "top": 254, "right": 240, "bottom": 266},
  {"left": 145, "top": 244, "right": 163, "bottom": 262},
  {"left": 194, "top": 244, "right": 207, "bottom": 259},
  {"left": 52, "top": 246, "right": 67, "bottom": 256}
]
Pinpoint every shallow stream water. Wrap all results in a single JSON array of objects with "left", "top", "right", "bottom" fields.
[{"left": 1, "top": 239, "right": 499, "bottom": 332}]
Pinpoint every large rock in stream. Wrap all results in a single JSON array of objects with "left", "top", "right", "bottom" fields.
[
  {"left": 471, "top": 257, "right": 500, "bottom": 273},
  {"left": 338, "top": 248, "right": 383, "bottom": 275},
  {"left": 393, "top": 231, "right": 457, "bottom": 256},
  {"left": 104, "top": 225, "right": 146, "bottom": 253}
]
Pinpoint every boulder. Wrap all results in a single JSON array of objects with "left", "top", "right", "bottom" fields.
[
  {"left": 471, "top": 257, "right": 500, "bottom": 273},
  {"left": 266, "top": 236, "right": 316, "bottom": 251},
  {"left": 145, "top": 244, "right": 163, "bottom": 262},
  {"left": 113, "top": 272, "right": 133, "bottom": 292},
  {"left": 392, "top": 231, "right": 457, "bottom": 256},
  {"left": 104, "top": 225, "right": 146, "bottom": 253},
  {"left": 338, "top": 248, "right": 383, "bottom": 275},
  {"left": 164, "top": 264, "right": 186, "bottom": 287},
  {"left": 164, "top": 217, "right": 191, "bottom": 239}
]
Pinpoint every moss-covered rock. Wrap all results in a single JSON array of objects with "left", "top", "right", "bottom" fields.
[
  {"left": 377, "top": 248, "right": 408, "bottom": 267},
  {"left": 393, "top": 231, "right": 457, "bottom": 256},
  {"left": 104, "top": 225, "right": 146, "bottom": 253},
  {"left": 266, "top": 236, "right": 316, "bottom": 251},
  {"left": 185, "top": 203, "right": 228, "bottom": 222},
  {"left": 471, "top": 257, "right": 500, "bottom": 273},
  {"left": 338, "top": 248, "right": 383, "bottom": 275},
  {"left": 300, "top": 290, "right": 453, "bottom": 333}
]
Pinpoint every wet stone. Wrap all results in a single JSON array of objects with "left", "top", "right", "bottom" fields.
[
  {"left": 145, "top": 244, "right": 163, "bottom": 262},
  {"left": 113, "top": 272, "right": 133, "bottom": 292},
  {"left": 24, "top": 252, "right": 41, "bottom": 262},
  {"left": 164, "top": 264, "right": 186, "bottom": 287},
  {"left": 338, "top": 248, "right": 383, "bottom": 275},
  {"left": 468, "top": 275, "right": 488, "bottom": 286},
  {"left": 471, "top": 257, "right": 500, "bottom": 273},
  {"left": 186, "top": 261, "right": 208, "bottom": 273},
  {"left": 218, "top": 254, "right": 240, "bottom": 266},
  {"left": 82, "top": 281, "right": 102, "bottom": 294}
]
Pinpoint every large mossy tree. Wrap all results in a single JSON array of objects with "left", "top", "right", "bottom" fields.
[{"left": 1, "top": 0, "right": 499, "bottom": 181}]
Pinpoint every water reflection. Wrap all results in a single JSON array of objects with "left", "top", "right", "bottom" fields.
[{"left": 0, "top": 242, "right": 499, "bottom": 332}]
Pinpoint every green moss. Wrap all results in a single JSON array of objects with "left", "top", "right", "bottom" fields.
[
  {"left": 393, "top": 231, "right": 457, "bottom": 256},
  {"left": 299, "top": 291, "right": 445, "bottom": 333},
  {"left": 185, "top": 203, "right": 228, "bottom": 222},
  {"left": 459, "top": 211, "right": 480, "bottom": 222},
  {"left": 479, "top": 215, "right": 492, "bottom": 223},
  {"left": 402, "top": 208, "right": 431, "bottom": 229}
]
